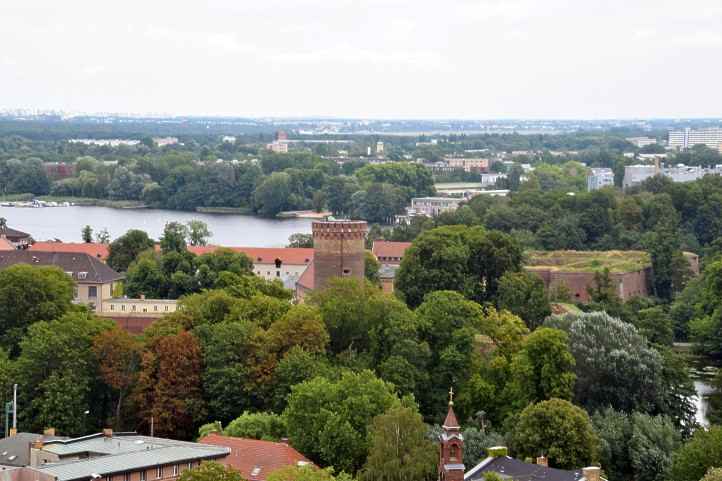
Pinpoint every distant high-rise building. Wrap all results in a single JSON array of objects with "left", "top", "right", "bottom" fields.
[
  {"left": 376, "top": 141, "right": 384, "bottom": 155},
  {"left": 276, "top": 130, "right": 288, "bottom": 141},
  {"left": 669, "top": 128, "right": 722, "bottom": 151}
]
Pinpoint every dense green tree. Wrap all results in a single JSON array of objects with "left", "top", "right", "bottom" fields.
[
  {"left": 194, "top": 320, "right": 265, "bottom": 422},
  {"left": 160, "top": 221, "right": 188, "bottom": 254},
  {"left": 360, "top": 405, "right": 436, "bottom": 481},
  {"left": 287, "top": 233, "right": 313, "bottom": 248},
  {"left": 14, "top": 312, "right": 114, "bottom": 435},
  {"left": 284, "top": 370, "right": 398, "bottom": 473},
  {"left": 510, "top": 398, "right": 599, "bottom": 469},
  {"left": 107, "top": 229, "right": 155, "bottom": 272},
  {"left": 268, "top": 466, "right": 352, "bottom": 481},
  {"left": 645, "top": 217, "right": 690, "bottom": 300},
  {"left": 668, "top": 427, "right": 722, "bottom": 481},
  {"left": 497, "top": 271, "right": 551, "bottom": 329},
  {"left": 223, "top": 411, "right": 287, "bottom": 441},
  {"left": 592, "top": 408, "right": 680, "bottom": 481},
  {"left": 507, "top": 328, "right": 576, "bottom": 407},
  {"left": 178, "top": 462, "right": 244, "bottom": 481},
  {"left": 0, "top": 264, "right": 74, "bottom": 353},
  {"left": 545, "top": 312, "right": 696, "bottom": 431},
  {"left": 254, "top": 172, "right": 293, "bottom": 217},
  {"left": 187, "top": 220, "right": 212, "bottom": 246},
  {"left": 395, "top": 225, "right": 523, "bottom": 307},
  {"left": 81, "top": 225, "right": 93, "bottom": 243}
]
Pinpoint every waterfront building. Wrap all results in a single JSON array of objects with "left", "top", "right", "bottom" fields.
[{"left": 0, "top": 250, "right": 123, "bottom": 312}]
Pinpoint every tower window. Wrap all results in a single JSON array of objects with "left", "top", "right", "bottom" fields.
[{"left": 450, "top": 445, "right": 458, "bottom": 461}]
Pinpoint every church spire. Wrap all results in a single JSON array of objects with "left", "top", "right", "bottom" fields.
[{"left": 439, "top": 387, "right": 464, "bottom": 481}]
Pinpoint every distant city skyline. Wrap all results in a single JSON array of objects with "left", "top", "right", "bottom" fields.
[{"left": 2, "top": 0, "right": 722, "bottom": 119}]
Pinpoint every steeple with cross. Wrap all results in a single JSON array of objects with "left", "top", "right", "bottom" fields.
[{"left": 438, "top": 386, "right": 464, "bottom": 481}]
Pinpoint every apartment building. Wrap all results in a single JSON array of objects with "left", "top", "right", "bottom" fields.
[
  {"left": 669, "top": 127, "right": 722, "bottom": 151},
  {"left": 586, "top": 168, "right": 615, "bottom": 191}
]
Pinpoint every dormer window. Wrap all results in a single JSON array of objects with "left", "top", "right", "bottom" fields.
[
  {"left": 275, "top": 258, "right": 282, "bottom": 269},
  {"left": 78, "top": 272, "right": 88, "bottom": 280}
]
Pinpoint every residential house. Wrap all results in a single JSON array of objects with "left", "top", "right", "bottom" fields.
[
  {"left": 0, "top": 225, "right": 32, "bottom": 249},
  {"left": 0, "top": 251, "right": 124, "bottom": 312}
]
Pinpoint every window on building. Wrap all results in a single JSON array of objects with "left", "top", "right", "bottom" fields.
[
  {"left": 156, "top": 466, "right": 162, "bottom": 479},
  {"left": 342, "top": 269, "right": 351, "bottom": 276},
  {"left": 173, "top": 465, "right": 178, "bottom": 476},
  {"left": 140, "top": 471, "right": 146, "bottom": 481},
  {"left": 187, "top": 462, "right": 192, "bottom": 470},
  {"left": 132, "top": 305, "right": 136, "bottom": 311},
  {"left": 276, "top": 271, "right": 280, "bottom": 277},
  {"left": 88, "top": 286, "right": 98, "bottom": 298},
  {"left": 164, "top": 306, "right": 169, "bottom": 311},
  {"left": 154, "top": 306, "right": 158, "bottom": 311},
  {"left": 450, "top": 444, "right": 458, "bottom": 461},
  {"left": 110, "top": 305, "right": 114, "bottom": 311}
]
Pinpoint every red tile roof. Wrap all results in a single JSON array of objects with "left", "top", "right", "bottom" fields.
[
  {"left": 189, "top": 246, "right": 314, "bottom": 266},
  {"left": 0, "top": 238, "right": 14, "bottom": 251},
  {"left": 372, "top": 241, "right": 412, "bottom": 263},
  {"left": 199, "top": 434, "right": 315, "bottom": 481},
  {"left": 296, "top": 263, "right": 314, "bottom": 290},
  {"left": 30, "top": 242, "right": 110, "bottom": 261}
]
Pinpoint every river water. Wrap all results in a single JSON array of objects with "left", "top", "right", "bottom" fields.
[{"left": 0, "top": 206, "right": 312, "bottom": 247}]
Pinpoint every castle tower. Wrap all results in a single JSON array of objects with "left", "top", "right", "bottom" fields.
[
  {"left": 439, "top": 388, "right": 464, "bottom": 481},
  {"left": 312, "top": 220, "right": 367, "bottom": 291}
]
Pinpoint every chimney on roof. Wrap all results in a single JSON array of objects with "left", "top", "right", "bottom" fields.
[
  {"left": 536, "top": 455, "right": 548, "bottom": 467},
  {"left": 140, "top": 294, "right": 145, "bottom": 300},
  {"left": 280, "top": 438, "right": 289, "bottom": 445},
  {"left": 583, "top": 467, "right": 601, "bottom": 481},
  {"left": 103, "top": 428, "right": 113, "bottom": 438},
  {"left": 43, "top": 428, "right": 55, "bottom": 437}
]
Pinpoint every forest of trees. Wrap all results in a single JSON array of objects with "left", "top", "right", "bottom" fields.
[{"left": 0, "top": 219, "right": 719, "bottom": 481}]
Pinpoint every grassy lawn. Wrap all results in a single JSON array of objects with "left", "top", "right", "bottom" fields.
[{"left": 526, "top": 250, "right": 651, "bottom": 273}]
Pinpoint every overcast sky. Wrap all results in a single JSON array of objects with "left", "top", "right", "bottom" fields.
[{"left": 2, "top": 0, "right": 722, "bottom": 119}]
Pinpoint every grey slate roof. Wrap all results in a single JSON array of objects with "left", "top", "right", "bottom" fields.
[
  {"left": 465, "top": 456, "right": 584, "bottom": 481},
  {"left": 35, "top": 434, "right": 229, "bottom": 481},
  {"left": 0, "top": 433, "right": 66, "bottom": 467},
  {"left": 0, "top": 227, "right": 32, "bottom": 243},
  {"left": 36, "top": 445, "right": 228, "bottom": 481},
  {"left": 0, "top": 251, "right": 124, "bottom": 284}
]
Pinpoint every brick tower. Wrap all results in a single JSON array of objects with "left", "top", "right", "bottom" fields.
[
  {"left": 312, "top": 220, "right": 368, "bottom": 291},
  {"left": 439, "top": 388, "right": 465, "bottom": 481}
]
